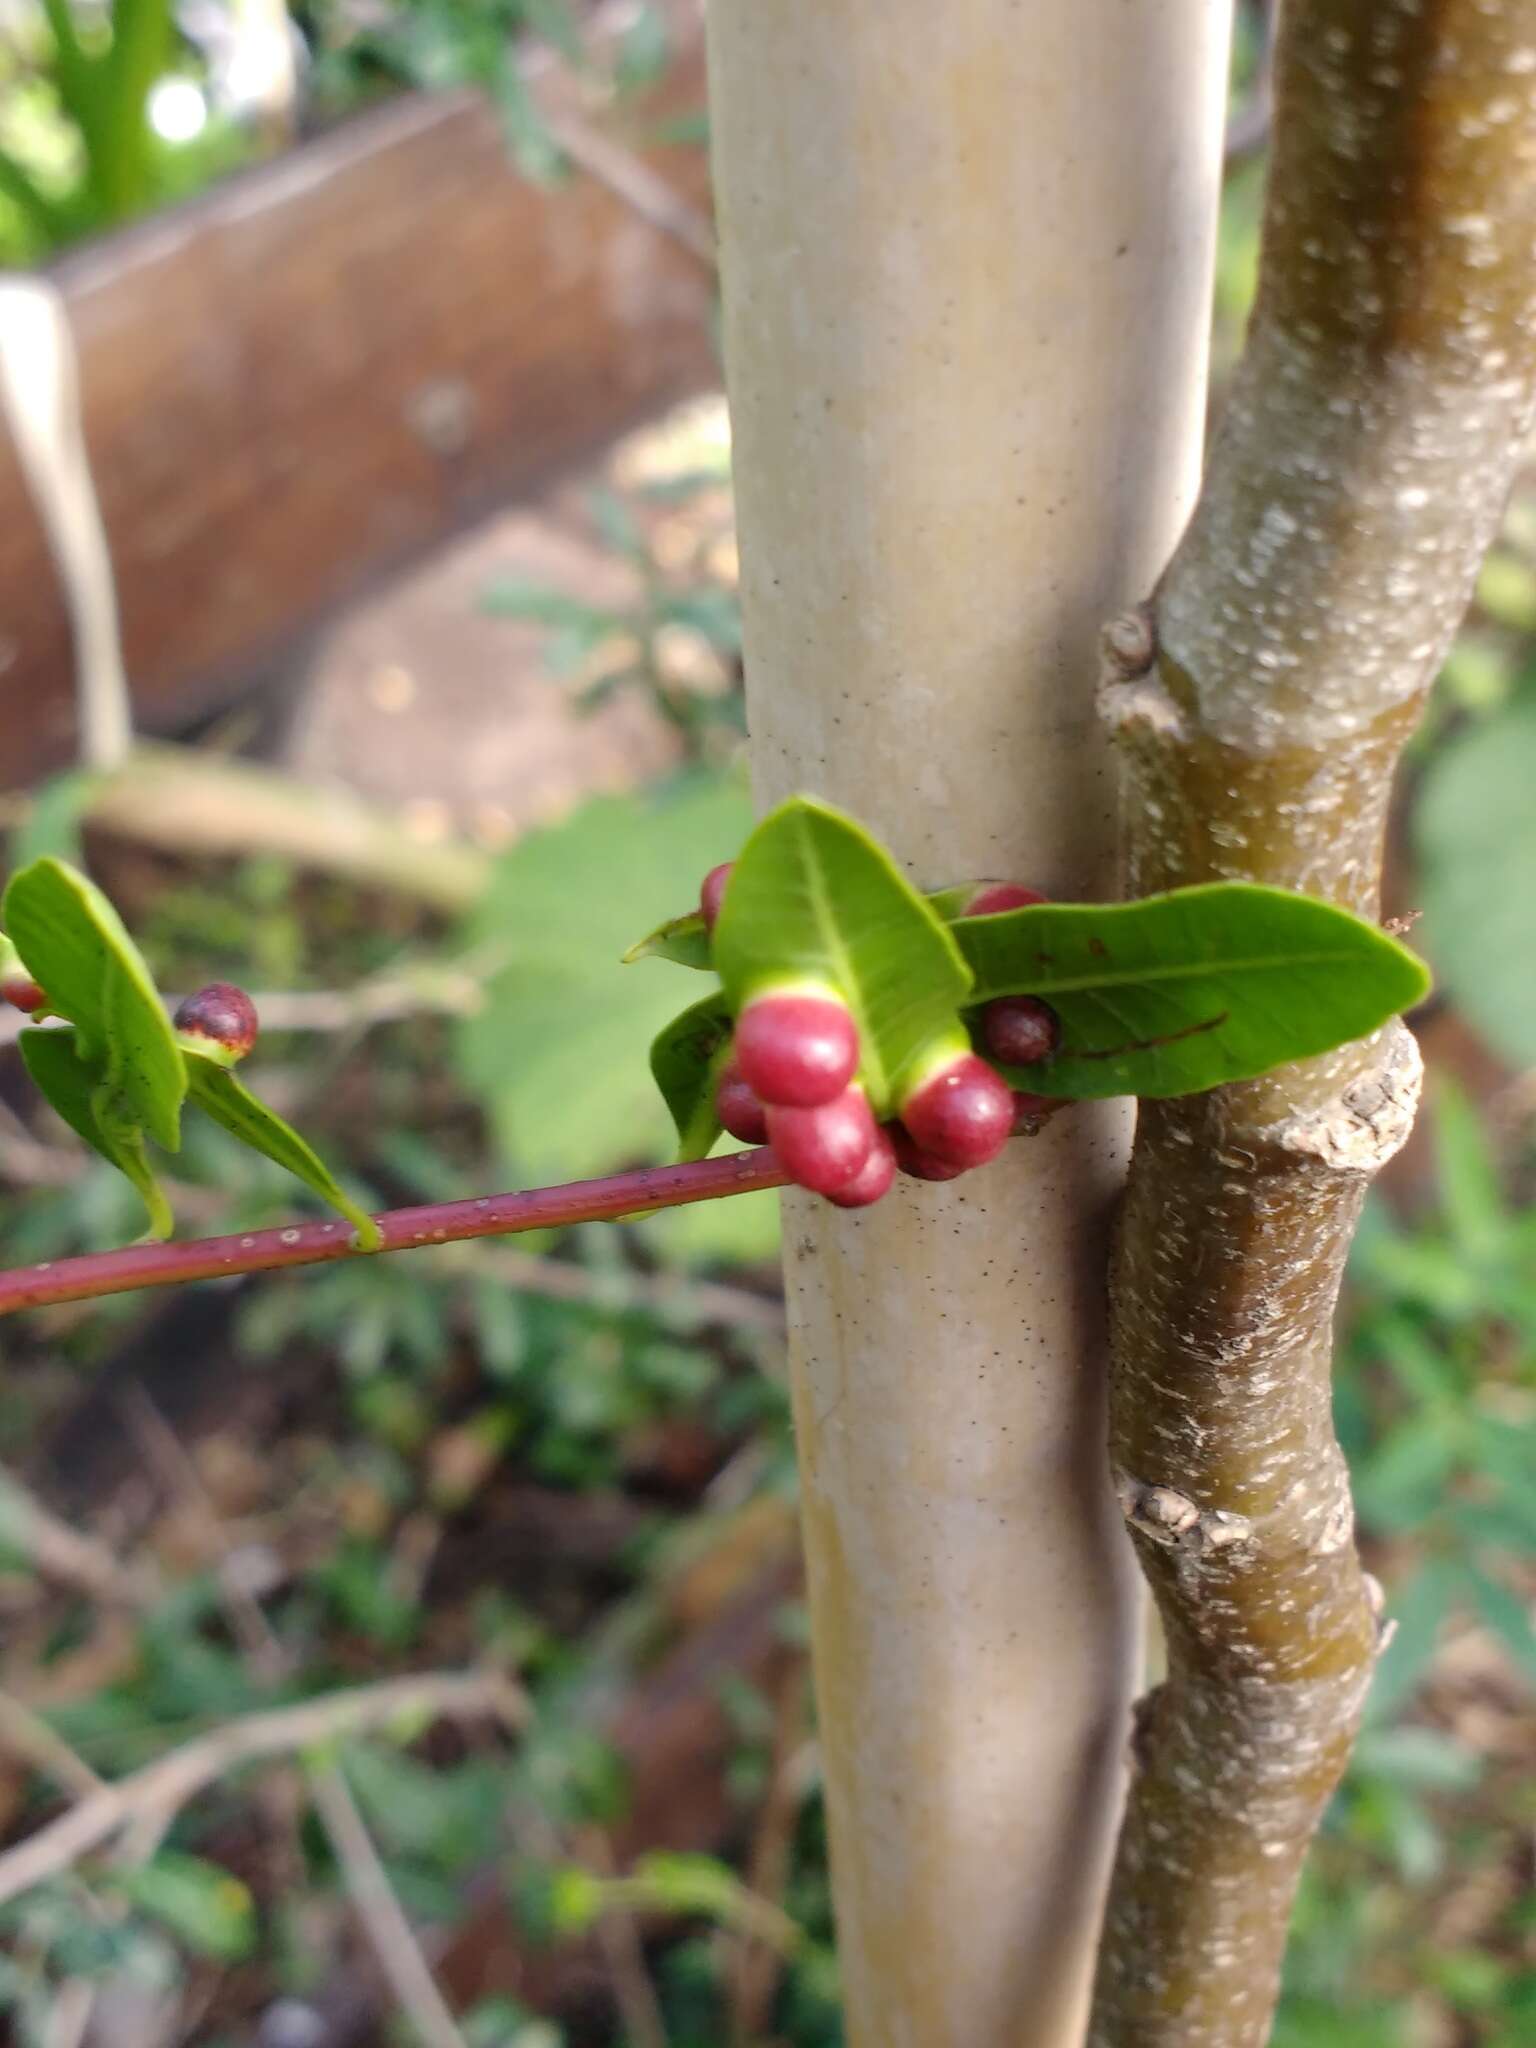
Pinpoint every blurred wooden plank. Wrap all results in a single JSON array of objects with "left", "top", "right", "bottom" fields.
[{"left": 0, "top": 4, "right": 714, "bottom": 786}]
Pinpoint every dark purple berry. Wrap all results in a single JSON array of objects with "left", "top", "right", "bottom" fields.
[
  {"left": 901, "top": 1053, "right": 1013, "bottom": 1169},
  {"left": 891, "top": 1123, "right": 968, "bottom": 1182},
  {"left": 766, "top": 1086, "right": 876, "bottom": 1196},
  {"left": 982, "top": 995, "right": 1061, "bottom": 1067},
  {"left": 715, "top": 1058, "right": 769, "bottom": 1145},
  {"left": 174, "top": 981, "right": 259, "bottom": 1065},
  {"left": 735, "top": 989, "right": 860, "bottom": 1108},
  {"left": 826, "top": 1124, "right": 897, "bottom": 1209},
  {"left": 966, "top": 882, "right": 1048, "bottom": 916},
  {"left": 700, "top": 863, "right": 734, "bottom": 933}
]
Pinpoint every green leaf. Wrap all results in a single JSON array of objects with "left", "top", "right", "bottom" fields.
[
  {"left": 18, "top": 1026, "right": 173, "bottom": 1240},
  {"left": 2, "top": 857, "right": 185, "bottom": 1149},
  {"left": 1417, "top": 694, "right": 1536, "bottom": 1066},
  {"left": 712, "top": 798, "right": 972, "bottom": 1115},
  {"left": 622, "top": 909, "right": 712, "bottom": 970},
  {"left": 457, "top": 777, "right": 753, "bottom": 1190},
  {"left": 951, "top": 883, "right": 1430, "bottom": 1099},
  {"left": 185, "top": 1058, "right": 381, "bottom": 1249},
  {"left": 118, "top": 1852, "right": 256, "bottom": 1962},
  {"left": 1464, "top": 1566, "right": 1536, "bottom": 1686},
  {"left": 650, "top": 992, "right": 732, "bottom": 1161}
]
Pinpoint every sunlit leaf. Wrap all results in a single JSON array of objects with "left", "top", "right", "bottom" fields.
[
  {"left": 18, "top": 1025, "right": 173, "bottom": 1240},
  {"left": 712, "top": 798, "right": 971, "bottom": 1116},
  {"left": 3, "top": 857, "right": 185, "bottom": 1149},
  {"left": 185, "top": 1057, "right": 380, "bottom": 1248},
  {"left": 952, "top": 883, "right": 1430, "bottom": 1099}
]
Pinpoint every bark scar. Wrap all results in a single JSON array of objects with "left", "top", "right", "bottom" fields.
[
  {"left": 1113, "top": 1470, "right": 1254, "bottom": 1555},
  {"left": 1271, "top": 1023, "right": 1423, "bottom": 1173}
]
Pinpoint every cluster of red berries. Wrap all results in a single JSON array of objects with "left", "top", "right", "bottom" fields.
[{"left": 699, "top": 867, "right": 1060, "bottom": 1210}]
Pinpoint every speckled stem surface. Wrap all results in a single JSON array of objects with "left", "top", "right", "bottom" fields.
[{"left": 1090, "top": 5, "right": 1536, "bottom": 2042}]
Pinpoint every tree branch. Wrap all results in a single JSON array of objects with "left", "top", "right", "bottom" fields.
[
  {"left": 1089, "top": 4, "right": 1536, "bottom": 2042},
  {"left": 0, "top": 1149, "right": 789, "bottom": 1318},
  {"left": 0, "top": 1670, "right": 525, "bottom": 1912}
]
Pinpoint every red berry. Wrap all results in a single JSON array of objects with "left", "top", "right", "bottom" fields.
[
  {"left": 901, "top": 1053, "right": 1013, "bottom": 1169},
  {"left": 891, "top": 1123, "right": 968, "bottom": 1182},
  {"left": 981, "top": 995, "right": 1061, "bottom": 1067},
  {"left": 1011, "top": 1089, "right": 1058, "bottom": 1134},
  {"left": 700, "top": 863, "right": 734, "bottom": 933},
  {"left": 966, "top": 882, "right": 1048, "bottom": 916},
  {"left": 766, "top": 1086, "right": 876, "bottom": 1196},
  {"left": 174, "top": 982, "right": 259, "bottom": 1064},
  {"left": 1, "top": 970, "right": 46, "bottom": 1014},
  {"left": 735, "top": 989, "right": 859, "bottom": 1108},
  {"left": 715, "top": 1058, "right": 769, "bottom": 1145},
  {"left": 826, "top": 1124, "right": 897, "bottom": 1208}
]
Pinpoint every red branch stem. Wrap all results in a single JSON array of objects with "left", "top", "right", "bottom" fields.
[{"left": 0, "top": 1150, "right": 790, "bottom": 1318}]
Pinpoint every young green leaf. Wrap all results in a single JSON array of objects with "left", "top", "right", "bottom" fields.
[
  {"left": 185, "top": 1058, "right": 381, "bottom": 1249},
  {"left": 650, "top": 992, "right": 733, "bottom": 1161},
  {"left": 622, "top": 909, "right": 713, "bottom": 971},
  {"left": 2, "top": 857, "right": 185, "bottom": 1149},
  {"left": 712, "top": 798, "right": 972, "bottom": 1115},
  {"left": 18, "top": 1026, "right": 173, "bottom": 1240},
  {"left": 117, "top": 1851, "right": 257, "bottom": 1962},
  {"left": 951, "top": 883, "right": 1430, "bottom": 1099}
]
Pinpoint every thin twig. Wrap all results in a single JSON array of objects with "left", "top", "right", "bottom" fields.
[
  {"left": 469, "top": 1244, "right": 785, "bottom": 1335},
  {"left": 0, "top": 1670, "right": 526, "bottom": 1911},
  {"left": 578, "top": 1828, "right": 672, "bottom": 2048},
  {"left": 0, "top": 1149, "right": 791, "bottom": 1318},
  {"left": 0, "top": 1690, "right": 104, "bottom": 1801},
  {"left": 545, "top": 106, "right": 717, "bottom": 269},
  {"left": 0, "top": 279, "right": 132, "bottom": 770},
  {"left": 727, "top": 1669, "right": 812, "bottom": 2047},
  {"left": 309, "top": 1763, "right": 472, "bottom": 2048},
  {"left": 131, "top": 1389, "right": 474, "bottom": 2048},
  {"left": 0, "top": 961, "right": 494, "bottom": 1053},
  {"left": 0, "top": 1466, "right": 153, "bottom": 1606}
]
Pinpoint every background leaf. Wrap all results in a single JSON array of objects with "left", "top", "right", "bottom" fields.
[
  {"left": 456, "top": 779, "right": 770, "bottom": 1259},
  {"left": 1416, "top": 693, "right": 1536, "bottom": 1065},
  {"left": 623, "top": 909, "right": 712, "bottom": 971},
  {"left": 951, "top": 884, "right": 1430, "bottom": 1099},
  {"left": 186, "top": 1058, "right": 380, "bottom": 1248},
  {"left": 712, "top": 799, "right": 971, "bottom": 1115},
  {"left": 3, "top": 857, "right": 185, "bottom": 1149},
  {"left": 18, "top": 1026, "right": 173, "bottom": 1240},
  {"left": 650, "top": 992, "right": 733, "bottom": 1161},
  {"left": 118, "top": 1851, "right": 256, "bottom": 1962}
]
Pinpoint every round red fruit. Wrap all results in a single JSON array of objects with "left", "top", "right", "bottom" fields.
[
  {"left": 891, "top": 1123, "right": 968, "bottom": 1182},
  {"left": 826, "top": 1124, "right": 897, "bottom": 1208},
  {"left": 173, "top": 982, "right": 260, "bottom": 1064},
  {"left": 699, "top": 863, "right": 734, "bottom": 933},
  {"left": 982, "top": 994, "right": 1061, "bottom": 1067},
  {"left": 966, "top": 882, "right": 1048, "bottom": 916},
  {"left": 1, "top": 970, "right": 45, "bottom": 1014},
  {"left": 766, "top": 1087, "right": 876, "bottom": 1196},
  {"left": 901, "top": 1054, "right": 1013, "bottom": 1169},
  {"left": 715, "top": 1058, "right": 769, "bottom": 1145},
  {"left": 735, "top": 990, "right": 859, "bottom": 1108}
]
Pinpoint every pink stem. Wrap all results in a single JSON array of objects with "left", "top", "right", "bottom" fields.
[{"left": 0, "top": 1149, "right": 790, "bottom": 1318}]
